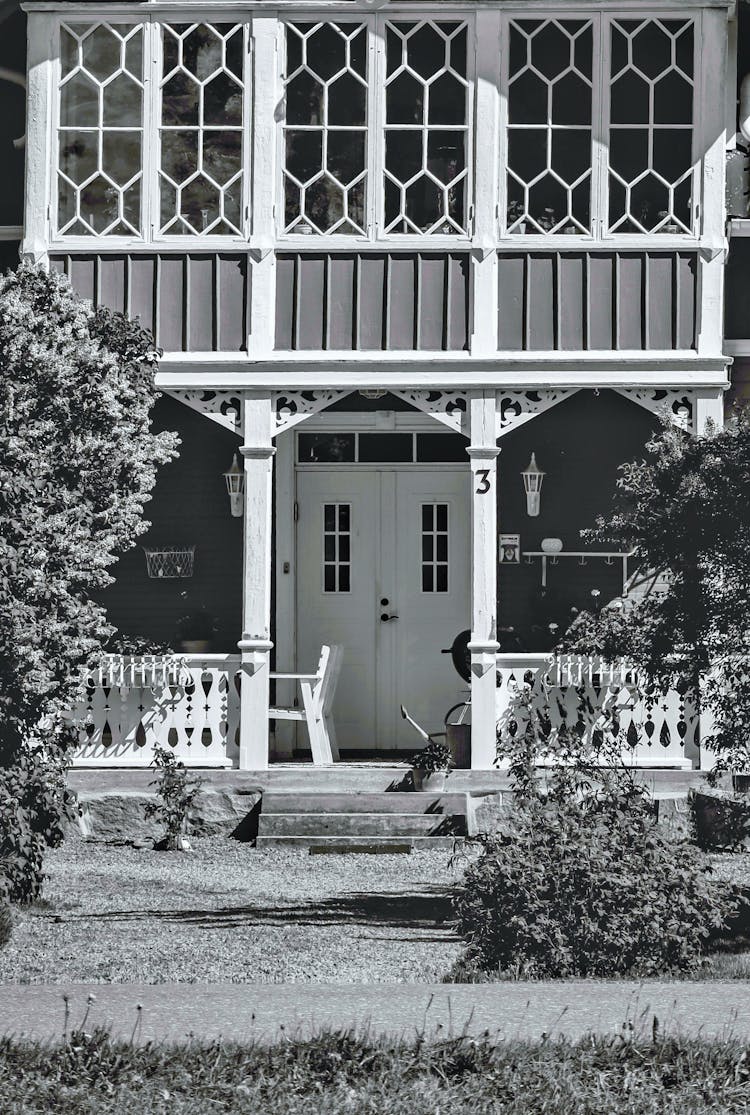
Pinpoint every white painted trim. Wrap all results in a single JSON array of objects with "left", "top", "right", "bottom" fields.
[
  {"left": 298, "top": 411, "right": 455, "bottom": 432},
  {"left": 0, "top": 226, "right": 23, "bottom": 240},
  {"left": 22, "top": 12, "right": 55, "bottom": 262},
  {"left": 724, "top": 340, "right": 750, "bottom": 355},
  {"left": 24, "top": 3, "right": 733, "bottom": 15},
  {"left": 248, "top": 16, "right": 278, "bottom": 355},
  {"left": 273, "top": 428, "right": 296, "bottom": 757}
]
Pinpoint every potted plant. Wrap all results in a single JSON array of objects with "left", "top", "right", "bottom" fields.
[
  {"left": 175, "top": 610, "right": 217, "bottom": 654},
  {"left": 411, "top": 739, "right": 452, "bottom": 792}
]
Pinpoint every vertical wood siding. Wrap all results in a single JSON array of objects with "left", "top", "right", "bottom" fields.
[
  {"left": 49, "top": 253, "right": 250, "bottom": 352},
  {"left": 275, "top": 252, "right": 470, "bottom": 351},
  {"left": 725, "top": 240, "right": 750, "bottom": 341},
  {"left": 497, "top": 251, "right": 698, "bottom": 352}
]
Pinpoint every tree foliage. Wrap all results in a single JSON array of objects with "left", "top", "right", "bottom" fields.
[
  {"left": 0, "top": 263, "right": 179, "bottom": 899},
  {"left": 560, "top": 409, "right": 750, "bottom": 773}
]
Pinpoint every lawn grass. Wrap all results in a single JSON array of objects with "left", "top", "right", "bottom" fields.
[
  {"left": 0, "top": 835, "right": 464, "bottom": 983},
  {"left": 4, "top": 1027, "right": 750, "bottom": 1113}
]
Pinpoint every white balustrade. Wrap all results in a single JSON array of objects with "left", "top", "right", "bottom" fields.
[
  {"left": 496, "top": 653, "right": 698, "bottom": 769},
  {"left": 68, "top": 654, "right": 241, "bottom": 768}
]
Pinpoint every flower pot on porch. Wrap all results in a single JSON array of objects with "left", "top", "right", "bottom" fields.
[
  {"left": 412, "top": 769, "right": 450, "bottom": 793},
  {"left": 732, "top": 773, "right": 750, "bottom": 794},
  {"left": 689, "top": 787, "right": 750, "bottom": 850}
]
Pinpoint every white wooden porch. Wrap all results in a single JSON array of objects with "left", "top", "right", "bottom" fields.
[{"left": 68, "top": 652, "right": 705, "bottom": 770}]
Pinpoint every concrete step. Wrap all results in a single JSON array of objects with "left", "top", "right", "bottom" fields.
[
  {"left": 260, "top": 791, "right": 469, "bottom": 814},
  {"left": 255, "top": 835, "right": 461, "bottom": 850},
  {"left": 257, "top": 812, "right": 467, "bottom": 838}
]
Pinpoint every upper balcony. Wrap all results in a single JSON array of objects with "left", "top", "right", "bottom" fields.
[{"left": 24, "top": 3, "right": 731, "bottom": 380}]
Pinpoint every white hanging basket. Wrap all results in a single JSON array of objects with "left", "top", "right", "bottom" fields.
[{"left": 143, "top": 546, "right": 195, "bottom": 579}]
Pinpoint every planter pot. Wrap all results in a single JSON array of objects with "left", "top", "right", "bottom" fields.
[
  {"left": 446, "top": 723, "right": 471, "bottom": 769},
  {"left": 689, "top": 787, "right": 750, "bottom": 850},
  {"left": 179, "top": 639, "right": 212, "bottom": 654},
  {"left": 412, "top": 769, "right": 450, "bottom": 793},
  {"left": 732, "top": 773, "right": 750, "bottom": 794}
]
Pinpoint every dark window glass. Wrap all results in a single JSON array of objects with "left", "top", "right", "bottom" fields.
[
  {"left": 358, "top": 433, "right": 413, "bottom": 462},
  {"left": 298, "top": 433, "right": 356, "bottom": 463},
  {"left": 416, "top": 432, "right": 468, "bottom": 462}
]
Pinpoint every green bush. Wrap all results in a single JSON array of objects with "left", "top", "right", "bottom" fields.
[
  {"left": 0, "top": 902, "right": 10, "bottom": 949},
  {"left": 453, "top": 787, "right": 737, "bottom": 979}
]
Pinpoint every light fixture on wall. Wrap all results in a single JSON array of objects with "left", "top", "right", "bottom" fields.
[
  {"left": 359, "top": 389, "right": 387, "bottom": 400},
  {"left": 223, "top": 453, "right": 244, "bottom": 517},
  {"left": 521, "top": 453, "right": 545, "bottom": 517}
]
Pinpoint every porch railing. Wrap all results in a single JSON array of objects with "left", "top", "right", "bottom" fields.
[
  {"left": 68, "top": 654, "right": 241, "bottom": 768},
  {"left": 496, "top": 653, "right": 699, "bottom": 769}
]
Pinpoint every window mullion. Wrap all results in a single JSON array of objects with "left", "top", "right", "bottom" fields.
[
  {"left": 592, "top": 14, "right": 608, "bottom": 241},
  {"left": 497, "top": 13, "right": 509, "bottom": 236},
  {"left": 370, "top": 19, "right": 384, "bottom": 239},
  {"left": 241, "top": 21, "right": 252, "bottom": 239},
  {"left": 144, "top": 19, "right": 160, "bottom": 243}
]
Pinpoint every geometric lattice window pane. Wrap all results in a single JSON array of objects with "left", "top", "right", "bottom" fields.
[
  {"left": 506, "top": 20, "right": 593, "bottom": 235},
  {"left": 608, "top": 19, "right": 694, "bottom": 235},
  {"left": 159, "top": 24, "right": 245, "bottom": 236},
  {"left": 58, "top": 23, "right": 144, "bottom": 236},
  {"left": 384, "top": 21, "right": 469, "bottom": 235},
  {"left": 323, "top": 503, "right": 351, "bottom": 593},
  {"left": 421, "top": 503, "right": 449, "bottom": 592},
  {"left": 284, "top": 23, "right": 368, "bottom": 235}
]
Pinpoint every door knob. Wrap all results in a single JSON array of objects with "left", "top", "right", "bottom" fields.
[{"left": 380, "top": 613, "right": 399, "bottom": 622}]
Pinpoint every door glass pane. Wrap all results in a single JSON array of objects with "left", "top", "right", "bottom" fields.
[
  {"left": 323, "top": 503, "right": 352, "bottom": 593},
  {"left": 283, "top": 22, "right": 368, "bottom": 234},
  {"left": 159, "top": 24, "right": 245, "bottom": 236},
  {"left": 384, "top": 21, "right": 469, "bottom": 235},
  {"left": 421, "top": 503, "right": 449, "bottom": 593},
  {"left": 58, "top": 23, "right": 144, "bottom": 235},
  {"left": 358, "top": 433, "right": 413, "bottom": 462},
  {"left": 608, "top": 19, "right": 694, "bottom": 234}
]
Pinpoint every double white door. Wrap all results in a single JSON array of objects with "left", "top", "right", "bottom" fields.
[{"left": 296, "top": 468, "right": 470, "bottom": 751}]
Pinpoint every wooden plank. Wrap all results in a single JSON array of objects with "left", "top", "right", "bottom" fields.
[
  {"left": 274, "top": 254, "right": 296, "bottom": 351},
  {"left": 616, "top": 253, "right": 644, "bottom": 350},
  {"left": 526, "top": 254, "right": 555, "bottom": 351},
  {"left": 497, "top": 254, "right": 525, "bottom": 351},
  {"left": 218, "top": 255, "right": 247, "bottom": 352},
  {"left": 98, "top": 255, "right": 127, "bottom": 315},
  {"left": 358, "top": 254, "right": 386, "bottom": 350},
  {"left": 645, "top": 253, "right": 673, "bottom": 350},
  {"left": 386, "top": 254, "right": 415, "bottom": 351},
  {"left": 588, "top": 254, "right": 614, "bottom": 350},
  {"left": 677, "top": 252, "right": 697, "bottom": 350},
  {"left": 129, "top": 256, "right": 155, "bottom": 338},
  {"left": 296, "top": 254, "right": 326, "bottom": 351},
  {"left": 448, "top": 253, "right": 469, "bottom": 351},
  {"left": 187, "top": 254, "right": 214, "bottom": 352},
  {"left": 558, "top": 253, "right": 584, "bottom": 352},
  {"left": 418, "top": 254, "right": 445, "bottom": 351},
  {"left": 327, "top": 254, "right": 356, "bottom": 350},
  {"left": 68, "top": 255, "right": 95, "bottom": 304},
  {"left": 158, "top": 255, "right": 185, "bottom": 352}
]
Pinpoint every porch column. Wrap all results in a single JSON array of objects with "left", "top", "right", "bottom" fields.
[
  {"left": 237, "top": 394, "right": 275, "bottom": 770},
  {"left": 467, "top": 391, "right": 500, "bottom": 769}
]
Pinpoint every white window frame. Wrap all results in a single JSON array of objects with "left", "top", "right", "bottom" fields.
[{"left": 277, "top": 13, "right": 476, "bottom": 248}]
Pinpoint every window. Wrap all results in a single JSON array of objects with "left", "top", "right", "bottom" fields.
[
  {"left": 58, "top": 23, "right": 144, "bottom": 235},
  {"left": 159, "top": 24, "right": 245, "bottom": 235},
  {"left": 421, "top": 503, "right": 449, "bottom": 593},
  {"left": 323, "top": 503, "right": 351, "bottom": 592},
  {"left": 282, "top": 17, "right": 470, "bottom": 238}
]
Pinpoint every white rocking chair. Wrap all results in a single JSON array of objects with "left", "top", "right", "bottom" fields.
[{"left": 269, "top": 644, "right": 343, "bottom": 764}]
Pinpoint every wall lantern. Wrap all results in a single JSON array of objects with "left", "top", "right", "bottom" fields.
[
  {"left": 521, "top": 453, "right": 545, "bottom": 517},
  {"left": 223, "top": 453, "right": 244, "bottom": 518}
]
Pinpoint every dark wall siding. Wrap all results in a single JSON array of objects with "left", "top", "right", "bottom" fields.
[
  {"left": 49, "top": 253, "right": 250, "bottom": 352},
  {"left": 497, "top": 390, "right": 660, "bottom": 649},
  {"left": 0, "top": 241, "right": 20, "bottom": 271},
  {"left": 98, "top": 396, "right": 243, "bottom": 651},
  {"left": 0, "top": 13, "right": 26, "bottom": 228},
  {"left": 498, "top": 252, "right": 697, "bottom": 352},
  {"left": 725, "top": 240, "right": 750, "bottom": 340},
  {"left": 275, "top": 252, "right": 470, "bottom": 351}
]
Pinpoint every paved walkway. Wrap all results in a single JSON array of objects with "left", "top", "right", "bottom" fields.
[{"left": 2, "top": 982, "right": 750, "bottom": 1045}]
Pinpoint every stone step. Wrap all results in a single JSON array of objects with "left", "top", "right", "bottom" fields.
[
  {"left": 257, "top": 812, "right": 467, "bottom": 838},
  {"left": 255, "top": 835, "right": 461, "bottom": 850},
  {"left": 260, "top": 791, "right": 470, "bottom": 814}
]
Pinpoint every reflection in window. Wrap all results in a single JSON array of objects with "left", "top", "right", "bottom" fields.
[
  {"left": 284, "top": 23, "right": 368, "bottom": 234},
  {"left": 422, "top": 503, "right": 449, "bottom": 592},
  {"left": 323, "top": 503, "right": 351, "bottom": 592},
  {"left": 506, "top": 19, "right": 593, "bottom": 235},
  {"left": 385, "top": 21, "right": 469, "bottom": 235},
  {"left": 58, "top": 23, "right": 144, "bottom": 235},
  {"left": 298, "top": 433, "right": 355, "bottom": 462},
  {"left": 608, "top": 19, "right": 694, "bottom": 234},
  {"left": 159, "top": 24, "right": 245, "bottom": 235}
]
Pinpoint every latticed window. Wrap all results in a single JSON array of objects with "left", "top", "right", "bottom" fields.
[
  {"left": 159, "top": 24, "right": 245, "bottom": 236},
  {"left": 58, "top": 23, "right": 144, "bottom": 235}
]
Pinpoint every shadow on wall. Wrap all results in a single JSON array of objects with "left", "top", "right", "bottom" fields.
[{"left": 99, "top": 394, "right": 244, "bottom": 651}]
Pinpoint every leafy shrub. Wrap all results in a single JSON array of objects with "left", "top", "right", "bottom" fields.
[
  {"left": 411, "top": 739, "right": 452, "bottom": 773},
  {"left": 0, "top": 903, "right": 10, "bottom": 949},
  {"left": 144, "top": 745, "right": 203, "bottom": 850}
]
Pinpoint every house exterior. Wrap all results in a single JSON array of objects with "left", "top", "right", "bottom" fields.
[{"left": 1, "top": 0, "right": 748, "bottom": 770}]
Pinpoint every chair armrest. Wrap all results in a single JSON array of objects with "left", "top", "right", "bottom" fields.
[{"left": 269, "top": 672, "right": 318, "bottom": 680}]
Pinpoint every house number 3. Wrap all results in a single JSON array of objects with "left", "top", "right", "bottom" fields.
[{"left": 475, "top": 470, "right": 491, "bottom": 494}]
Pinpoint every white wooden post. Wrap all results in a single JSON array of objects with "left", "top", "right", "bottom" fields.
[
  {"left": 696, "top": 8, "right": 728, "bottom": 358},
  {"left": 694, "top": 388, "right": 725, "bottom": 434},
  {"left": 23, "top": 12, "right": 55, "bottom": 264},
  {"left": 272, "top": 429, "right": 296, "bottom": 758},
  {"left": 469, "top": 10, "right": 501, "bottom": 357},
  {"left": 237, "top": 394, "right": 275, "bottom": 770},
  {"left": 467, "top": 390, "right": 500, "bottom": 769},
  {"left": 247, "top": 16, "right": 279, "bottom": 356}
]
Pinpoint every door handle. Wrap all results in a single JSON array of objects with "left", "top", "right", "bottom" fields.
[{"left": 380, "top": 613, "right": 399, "bottom": 622}]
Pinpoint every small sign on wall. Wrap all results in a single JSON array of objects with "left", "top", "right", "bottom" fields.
[{"left": 499, "top": 534, "right": 521, "bottom": 564}]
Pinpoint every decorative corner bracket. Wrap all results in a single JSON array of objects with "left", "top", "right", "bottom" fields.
[
  {"left": 392, "top": 390, "right": 469, "bottom": 434},
  {"left": 169, "top": 389, "right": 242, "bottom": 433},
  {"left": 273, "top": 390, "right": 349, "bottom": 436},
  {"left": 613, "top": 388, "right": 694, "bottom": 432},
  {"left": 496, "top": 388, "right": 580, "bottom": 438}
]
